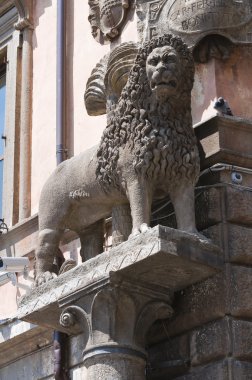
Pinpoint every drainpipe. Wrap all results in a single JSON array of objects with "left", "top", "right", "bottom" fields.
[
  {"left": 53, "top": 249, "right": 69, "bottom": 379},
  {"left": 54, "top": 252, "right": 69, "bottom": 379},
  {"left": 56, "top": 0, "right": 66, "bottom": 165},
  {"left": 54, "top": 1, "right": 68, "bottom": 379}
]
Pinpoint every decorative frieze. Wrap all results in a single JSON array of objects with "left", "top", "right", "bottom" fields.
[{"left": 88, "top": 0, "right": 131, "bottom": 43}]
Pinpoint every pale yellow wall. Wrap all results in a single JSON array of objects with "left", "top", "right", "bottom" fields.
[
  {"left": 31, "top": 1, "right": 57, "bottom": 215},
  {"left": 65, "top": 0, "right": 109, "bottom": 157},
  {"left": 31, "top": 1, "right": 109, "bottom": 215},
  {"left": 0, "top": 281, "right": 18, "bottom": 319},
  {"left": 31, "top": 1, "right": 137, "bottom": 215}
]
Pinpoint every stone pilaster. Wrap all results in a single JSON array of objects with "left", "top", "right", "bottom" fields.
[{"left": 14, "top": 0, "right": 33, "bottom": 221}]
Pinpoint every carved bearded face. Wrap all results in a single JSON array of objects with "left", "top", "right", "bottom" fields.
[{"left": 146, "top": 46, "right": 181, "bottom": 102}]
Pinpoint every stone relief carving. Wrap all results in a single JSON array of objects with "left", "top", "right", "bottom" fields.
[
  {"left": 84, "top": 42, "right": 138, "bottom": 117},
  {"left": 167, "top": 0, "right": 252, "bottom": 34},
  {"left": 149, "top": 0, "right": 166, "bottom": 22},
  {"left": 88, "top": 0, "right": 131, "bottom": 43},
  {"left": 105, "top": 41, "right": 138, "bottom": 101},
  {"left": 84, "top": 53, "right": 109, "bottom": 116},
  {"left": 35, "top": 35, "right": 200, "bottom": 286},
  {"left": 137, "top": 0, "right": 252, "bottom": 48}
]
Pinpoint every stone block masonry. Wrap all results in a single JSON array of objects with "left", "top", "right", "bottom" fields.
[{"left": 147, "top": 117, "right": 252, "bottom": 380}]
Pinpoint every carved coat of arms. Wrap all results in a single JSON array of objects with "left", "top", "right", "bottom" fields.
[{"left": 88, "top": 0, "right": 130, "bottom": 43}]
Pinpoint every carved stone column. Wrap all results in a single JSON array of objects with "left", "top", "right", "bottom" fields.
[{"left": 18, "top": 226, "right": 222, "bottom": 379}]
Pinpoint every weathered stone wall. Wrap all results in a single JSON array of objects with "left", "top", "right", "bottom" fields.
[{"left": 146, "top": 117, "right": 252, "bottom": 380}]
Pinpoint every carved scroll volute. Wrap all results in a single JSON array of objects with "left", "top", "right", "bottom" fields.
[
  {"left": 59, "top": 305, "right": 92, "bottom": 347},
  {"left": 134, "top": 301, "right": 173, "bottom": 348},
  {"left": 88, "top": 0, "right": 131, "bottom": 44}
]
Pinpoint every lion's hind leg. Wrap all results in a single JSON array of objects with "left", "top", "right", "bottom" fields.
[
  {"left": 35, "top": 228, "right": 63, "bottom": 286},
  {"left": 79, "top": 219, "right": 104, "bottom": 262},
  {"left": 112, "top": 204, "right": 132, "bottom": 246},
  {"left": 169, "top": 183, "right": 198, "bottom": 234}
]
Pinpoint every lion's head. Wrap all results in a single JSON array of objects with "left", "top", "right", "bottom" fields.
[
  {"left": 97, "top": 34, "right": 197, "bottom": 188},
  {"left": 125, "top": 34, "right": 194, "bottom": 108},
  {"left": 146, "top": 45, "right": 182, "bottom": 102}
]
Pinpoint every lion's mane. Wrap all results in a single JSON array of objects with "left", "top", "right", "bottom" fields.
[{"left": 96, "top": 34, "right": 199, "bottom": 189}]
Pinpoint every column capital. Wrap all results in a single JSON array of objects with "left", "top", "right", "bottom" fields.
[
  {"left": 59, "top": 284, "right": 173, "bottom": 355},
  {"left": 14, "top": 0, "right": 33, "bottom": 30}
]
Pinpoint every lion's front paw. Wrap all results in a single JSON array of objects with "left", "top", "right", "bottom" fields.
[
  {"left": 34, "top": 271, "right": 57, "bottom": 287},
  {"left": 129, "top": 223, "right": 151, "bottom": 239},
  {"left": 139, "top": 223, "right": 151, "bottom": 233}
]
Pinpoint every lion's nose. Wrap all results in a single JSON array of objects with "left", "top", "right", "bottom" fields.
[{"left": 156, "top": 64, "right": 167, "bottom": 73}]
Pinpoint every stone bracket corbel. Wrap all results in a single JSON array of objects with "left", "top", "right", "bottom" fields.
[{"left": 18, "top": 226, "right": 222, "bottom": 380}]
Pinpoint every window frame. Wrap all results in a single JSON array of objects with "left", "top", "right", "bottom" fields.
[
  {"left": 0, "top": 63, "right": 7, "bottom": 219},
  {"left": 0, "top": 6, "right": 19, "bottom": 227}
]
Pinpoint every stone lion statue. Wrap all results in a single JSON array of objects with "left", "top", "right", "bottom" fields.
[{"left": 35, "top": 34, "right": 200, "bottom": 286}]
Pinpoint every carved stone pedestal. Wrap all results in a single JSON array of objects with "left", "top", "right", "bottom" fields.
[{"left": 18, "top": 226, "right": 222, "bottom": 379}]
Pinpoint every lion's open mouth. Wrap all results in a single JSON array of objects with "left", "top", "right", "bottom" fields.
[
  {"left": 167, "top": 80, "right": 177, "bottom": 88},
  {"left": 151, "top": 79, "right": 177, "bottom": 90}
]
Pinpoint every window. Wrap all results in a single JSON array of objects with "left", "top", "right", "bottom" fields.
[
  {"left": 0, "top": 59, "right": 6, "bottom": 219},
  {"left": 0, "top": 6, "right": 20, "bottom": 227}
]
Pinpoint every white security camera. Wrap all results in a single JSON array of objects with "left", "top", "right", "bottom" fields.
[{"left": 0, "top": 257, "right": 29, "bottom": 273}]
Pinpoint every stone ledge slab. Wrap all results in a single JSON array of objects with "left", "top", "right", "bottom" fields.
[{"left": 195, "top": 115, "right": 252, "bottom": 169}]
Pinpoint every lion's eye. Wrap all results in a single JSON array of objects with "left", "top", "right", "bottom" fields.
[
  {"left": 148, "top": 57, "right": 159, "bottom": 66},
  {"left": 163, "top": 54, "right": 177, "bottom": 63}
]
